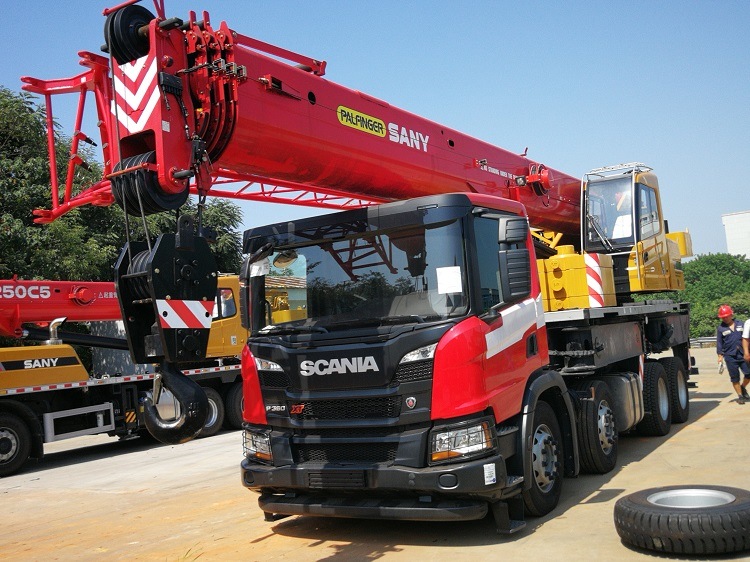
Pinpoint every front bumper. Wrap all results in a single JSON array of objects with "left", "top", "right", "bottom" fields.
[{"left": 241, "top": 453, "right": 515, "bottom": 521}]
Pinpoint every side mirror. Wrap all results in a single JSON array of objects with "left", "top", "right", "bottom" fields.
[
  {"left": 498, "top": 248, "right": 532, "bottom": 303},
  {"left": 498, "top": 217, "right": 528, "bottom": 244}
]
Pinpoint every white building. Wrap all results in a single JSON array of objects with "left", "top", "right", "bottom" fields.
[{"left": 721, "top": 210, "right": 750, "bottom": 258}]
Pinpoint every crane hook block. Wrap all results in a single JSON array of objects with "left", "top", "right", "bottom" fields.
[
  {"left": 114, "top": 215, "right": 218, "bottom": 365},
  {"left": 142, "top": 362, "right": 208, "bottom": 444}
]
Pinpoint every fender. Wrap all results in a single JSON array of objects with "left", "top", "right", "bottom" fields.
[
  {"left": 518, "top": 369, "right": 579, "bottom": 491},
  {"left": 0, "top": 399, "right": 44, "bottom": 460}
]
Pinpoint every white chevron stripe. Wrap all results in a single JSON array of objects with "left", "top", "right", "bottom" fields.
[
  {"left": 118, "top": 56, "right": 151, "bottom": 82},
  {"left": 114, "top": 59, "right": 158, "bottom": 110},
  {"left": 111, "top": 87, "right": 161, "bottom": 133}
]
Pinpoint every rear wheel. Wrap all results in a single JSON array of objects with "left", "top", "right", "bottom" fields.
[
  {"left": 223, "top": 381, "right": 244, "bottom": 430},
  {"left": 574, "top": 380, "right": 618, "bottom": 474},
  {"left": 659, "top": 357, "right": 690, "bottom": 424},
  {"left": 522, "top": 401, "right": 564, "bottom": 516},
  {"left": 0, "top": 412, "right": 32, "bottom": 477},
  {"left": 198, "top": 387, "right": 225, "bottom": 438},
  {"left": 637, "top": 361, "right": 672, "bottom": 436}
]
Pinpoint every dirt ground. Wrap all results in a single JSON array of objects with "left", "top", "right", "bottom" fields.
[{"left": 1, "top": 346, "right": 749, "bottom": 561}]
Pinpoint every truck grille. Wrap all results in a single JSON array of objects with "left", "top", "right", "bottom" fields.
[
  {"left": 295, "top": 442, "right": 397, "bottom": 464},
  {"left": 258, "top": 370, "right": 290, "bottom": 388},
  {"left": 289, "top": 397, "right": 401, "bottom": 420},
  {"left": 394, "top": 359, "right": 432, "bottom": 384},
  {"left": 308, "top": 471, "right": 367, "bottom": 488}
]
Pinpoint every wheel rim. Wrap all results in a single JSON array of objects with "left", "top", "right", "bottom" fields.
[
  {"left": 647, "top": 488, "right": 736, "bottom": 508},
  {"left": 657, "top": 377, "right": 670, "bottom": 420},
  {"left": 0, "top": 428, "right": 19, "bottom": 462},
  {"left": 597, "top": 400, "right": 616, "bottom": 454},
  {"left": 531, "top": 423, "right": 559, "bottom": 492},
  {"left": 205, "top": 398, "right": 219, "bottom": 428},
  {"left": 677, "top": 371, "right": 688, "bottom": 410}
]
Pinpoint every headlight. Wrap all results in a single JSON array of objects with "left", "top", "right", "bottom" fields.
[
  {"left": 243, "top": 429, "right": 272, "bottom": 463},
  {"left": 400, "top": 343, "right": 437, "bottom": 364},
  {"left": 430, "top": 420, "right": 493, "bottom": 463},
  {"left": 255, "top": 357, "right": 283, "bottom": 371}
]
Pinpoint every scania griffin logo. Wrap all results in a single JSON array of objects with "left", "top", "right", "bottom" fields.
[{"left": 299, "top": 356, "right": 380, "bottom": 377}]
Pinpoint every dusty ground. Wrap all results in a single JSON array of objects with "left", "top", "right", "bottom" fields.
[{"left": 1, "top": 347, "right": 749, "bottom": 561}]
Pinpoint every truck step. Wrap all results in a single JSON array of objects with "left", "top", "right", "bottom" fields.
[{"left": 490, "top": 497, "right": 526, "bottom": 534}]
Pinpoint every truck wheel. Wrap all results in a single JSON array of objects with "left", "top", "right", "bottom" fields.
[
  {"left": 614, "top": 485, "right": 750, "bottom": 554},
  {"left": 224, "top": 381, "right": 244, "bottom": 430},
  {"left": 574, "top": 380, "right": 618, "bottom": 474},
  {"left": 0, "top": 412, "right": 32, "bottom": 477},
  {"left": 658, "top": 357, "right": 689, "bottom": 424},
  {"left": 198, "top": 387, "right": 225, "bottom": 438},
  {"left": 522, "top": 400, "right": 564, "bottom": 517},
  {"left": 637, "top": 361, "right": 671, "bottom": 436}
]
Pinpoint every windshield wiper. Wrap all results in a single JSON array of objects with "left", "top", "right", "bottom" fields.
[
  {"left": 325, "top": 315, "right": 428, "bottom": 330},
  {"left": 259, "top": 324, "right": 328, "bottom": 335},
  {"left": 381, "top": 314, "right": 427, "bottom": 324},
  {"left": 587, "top": 214, "right": 614, "bottom": 252}
]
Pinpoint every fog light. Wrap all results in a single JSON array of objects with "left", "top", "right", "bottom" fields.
[
  {"left": 431, "top": 421, "right": 493, "bottom": 462},
  {"left": 243, "top": 429, "right": 272, "bottom": 462}
]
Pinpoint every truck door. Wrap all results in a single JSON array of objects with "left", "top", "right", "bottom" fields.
[
  {"left": 634, "top": 184, "right": 670, "bottom": 291},
  {"left": 206, "top": 286, "right": 244, "bottom": 358}
]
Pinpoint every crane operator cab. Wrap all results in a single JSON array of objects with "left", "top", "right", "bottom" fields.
[{"left": 582, "top": 163, "right": 692, "bottom": 297}]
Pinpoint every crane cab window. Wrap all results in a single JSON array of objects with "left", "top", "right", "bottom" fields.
[
  {"left": 638, "top": 185, "right": 661, "bottom": 239},
  {"left": 585, "top": 176, "right": 636, "bottom": 250},
  {"left": 213, "top": 288, "right": 237, "bottom": 319}
]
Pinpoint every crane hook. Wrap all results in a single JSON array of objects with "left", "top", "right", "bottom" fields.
[{"left": 143, "top": 362, "right": 208, "bottom": 444}]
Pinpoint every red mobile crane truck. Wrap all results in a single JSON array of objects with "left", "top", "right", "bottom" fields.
[
  {"left": 0, "top": 275, "right": 247, "bottom": 475},
  {"left": 21, "top": 2, "right": 694, "bottom": 532}
]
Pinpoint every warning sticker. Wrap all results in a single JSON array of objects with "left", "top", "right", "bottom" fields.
[{"left": 484, "top": 463, "right": 497, "bottom": 485}]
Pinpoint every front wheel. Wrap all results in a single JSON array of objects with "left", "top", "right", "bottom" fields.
[
  {"left": 0, "top": 412, "right": 32, "bottom": 477},
  {"left": 522, "top": 400, "right": 564, "bottom": 517}
]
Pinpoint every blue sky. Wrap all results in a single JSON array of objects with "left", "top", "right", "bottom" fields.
[{"left": 4, "top": 1, "right": 749, "bottom": 256}]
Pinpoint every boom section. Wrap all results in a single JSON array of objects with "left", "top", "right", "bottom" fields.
[{"left": 23, "top": 4, "right": 580, "bottom": 239}]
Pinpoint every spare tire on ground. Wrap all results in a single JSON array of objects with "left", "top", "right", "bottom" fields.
[{"left": 614, "top": 485, "right": 750, "bottom": 555}]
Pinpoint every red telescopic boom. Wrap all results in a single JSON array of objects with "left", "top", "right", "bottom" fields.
[{"left": 22, "top": 3, "right": 581, "bottom": 241}]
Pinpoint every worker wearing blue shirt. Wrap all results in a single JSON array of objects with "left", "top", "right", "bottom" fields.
[{"left": 716, "top": 305, "right": 750, "bottom": 404}]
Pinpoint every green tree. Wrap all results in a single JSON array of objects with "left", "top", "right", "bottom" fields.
[
  {"left": 0, "top": 87, "right": 243, "bottom": 281},
  {"left": 0, "top": 87, "right": 244, "bottom": 362},
  {"left": 679, "top": 254, "right": 750, "bottom": 337},
  {"left": 0, "top": 87, "right": 121, "bottom": 280}
]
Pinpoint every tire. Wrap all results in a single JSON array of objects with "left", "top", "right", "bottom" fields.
[
  {"left": 574, "top": 380, "right": 618, "bottom": 474},
  {"left": 522, "top": 400, "right": 564, "bottom": 517},
  {"left": 0, "top": 412, "right": 32, "bottom": 477},
  {"left": 637, "top": 361, "right": 671, "bottom": 436},
  {"left": 659, "top": 357, "right": 690, "bottom": 424},
  {"left": 198, "top": 387, "right": 225, "bottom": 438},
  {"left": 614, "top": 485, "right": 750, "bottom": 554},
  {"left": 223, "top": 381, "right": 244, "bottom": 430}
]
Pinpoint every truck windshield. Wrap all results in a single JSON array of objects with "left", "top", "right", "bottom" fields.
[
  {"left": 584, "top": 176, "right": 636, "bottom": 251},
  {"left": 253, "top": 216, "right": 469, "bottom": 331}
]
